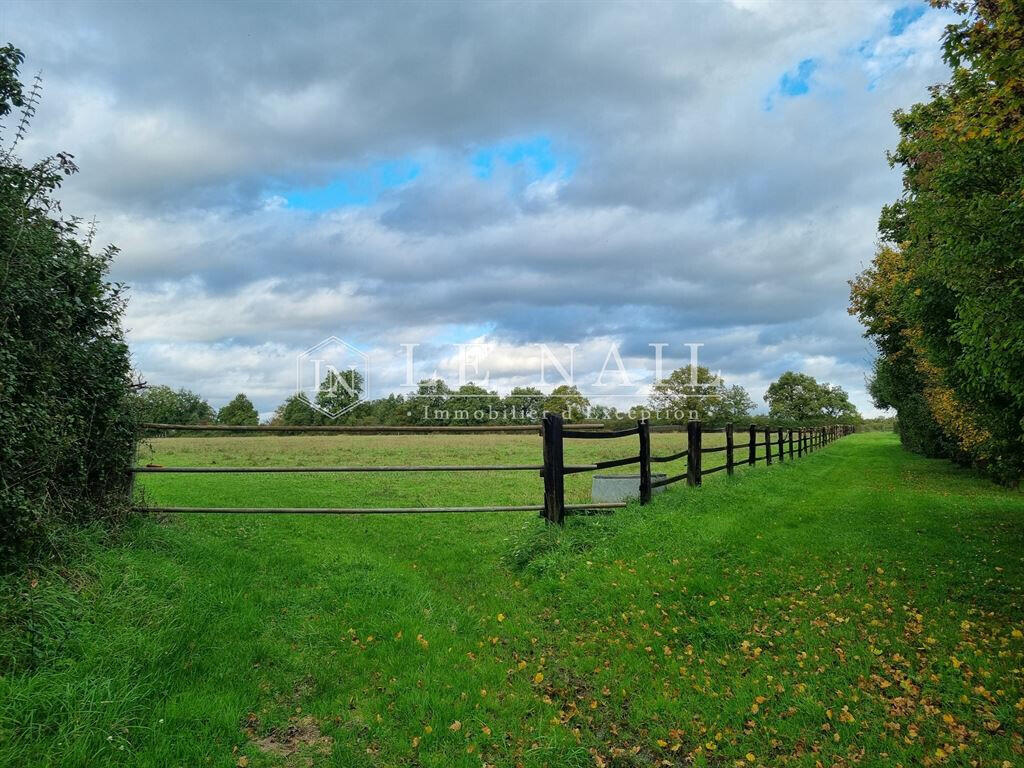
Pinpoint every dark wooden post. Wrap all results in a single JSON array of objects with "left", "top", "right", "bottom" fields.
[
  {"left": 788, "top": 428, "right": 794, "bottom": 459},
  {"left": 541, "top": 412, "right": 565, "bottom": 524},
  {"left": 764, "top": 426, "right": 772, "bottom": 465},
  {"left": 748, "top": 424, "right": 756, "bottom": 466},
  {"left": 797, "top": 428, "right": 803, "bottom": 457},
  {"left": 638, "top": 419, "right": 652, "bottom": 505},
  {"left": 725, "top": 422, "right": 735, "bottom": 476},
  {"left": 686, "top": 420, "right": 702, "bottom": 486},
  {"left": 777, "top": 428, "right": 784, "bottom": 463},
  {"left": 126, "top": 426, "right": 140, "bottom": 504}
]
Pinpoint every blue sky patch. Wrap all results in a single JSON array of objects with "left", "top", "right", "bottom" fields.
[
  {"left": 285, "top": 159, "right": 421, "bottom": 210},
  {"left": 889, "top": 4, "right": 925, "bottom": 36},
  {"left": 470, "top": 136, "right": 574, "bottom": 181},
  {"left": 779, "top": 58, "right": 818, "bottom": 97}
]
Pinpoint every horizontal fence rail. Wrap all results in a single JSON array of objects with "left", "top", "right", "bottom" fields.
[
  {"left": 139, "top": 421, "right": 606, "bottom": 435},
  {"left": 134, "top": 464, "right": 552, "bottom": 473},
  {"left": 143, "top": 503, "right": 629, "bottom": 515},
  {"left": 129, "top": 419, "right": 853, "bottom": 524},
  {"left": 536, "top": 415, "right": 853, "bottom": 524}
]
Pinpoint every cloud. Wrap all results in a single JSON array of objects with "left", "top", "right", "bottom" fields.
[{"left": 6, "top": 0, "right": 960, "bottom": 416}]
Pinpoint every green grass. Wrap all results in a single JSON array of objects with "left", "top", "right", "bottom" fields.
[{"left": 2, "top": 433, "right": 1023, "bottom": 767}]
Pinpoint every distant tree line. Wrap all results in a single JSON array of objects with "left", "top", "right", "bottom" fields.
[
  {"left": 849, "top": 0, "right": 1023, "bottom": 484},
  {"left": 133, "top": 366, "right": 861, "bottom": 430}
]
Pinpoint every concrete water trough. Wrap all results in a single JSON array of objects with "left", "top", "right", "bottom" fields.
[{"left": 591, "top": 473, "right": 667, "bottom": 503}]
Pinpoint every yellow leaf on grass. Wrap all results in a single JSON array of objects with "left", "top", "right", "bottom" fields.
[
  {"left": 450, "top": 720, "right": 462, "bottom": 732},
  {"left": 534, "top": 672, "right": 544, "bottom": 684},
  {"left": 497, "top": 613, "right": 505, "bottom": 622},
  {"left": 746, "top": 754, "right": 756, "bottom": 763}
]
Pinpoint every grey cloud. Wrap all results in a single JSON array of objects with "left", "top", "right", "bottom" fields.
[{"left": 5, "top": 0, "right": 954, "bottom": 415}]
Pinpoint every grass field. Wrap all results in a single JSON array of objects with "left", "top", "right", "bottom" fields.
[{"left": 2, "top": 432, "right": 1023, "bottom": 767}]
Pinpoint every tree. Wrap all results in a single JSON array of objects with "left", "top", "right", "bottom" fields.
[
  {"left": 648, "top": 366, "right": 754, "bottom": 426},
  {"left": 216, "top": 393, "right": 259, "bottom": 426},
  {"left": 271, "top": 393, "right": 320, "bottom": 426},
  {"left": 764, "top": 372, "right": 822, "bottom": 424},
  {"left": 133, "top": 385, "right": 214, "bottom": 425},
  {"left": 314, "top": 368, "right": 364, "bottom": 419},
  {"left": 504, "top": 386, "right": 544, "bottom": 422},
  {"left": 764, "top": 372, "right": 860, "bottom": 425},
  {"left": 849, "top": 0, "right": 1024, "bottom": 482},
  {"left": 408, "top": 379, "right": 453, "bottom": 424},
  {"left": 718, "top": 384, "right": 757, "bottom": 425},
  {"left": 446, "top": 383, "right": 501, "bottom": 425},
  {"left": 542, "top": 385, "right": 590, "bottom": 421},
  {"left": 0, "top": 46, "right": 135, "bottom": 557}
]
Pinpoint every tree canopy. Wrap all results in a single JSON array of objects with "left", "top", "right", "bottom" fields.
[
  {"left": 648, "top": 366, "right": 755, "bottom": 426},
  {"left": 764, "top": 372, "right": 860, "bottom": 426},
  {"left": 216, "top": 393, "right": 259, "bottom": 426},
  {"left": 133, "top": 385, "right": 214, "bottom": 425},
  {"left": 314, "top": 368, "right": 364, "bottom": 419},
  {"left": 849, "top": 0, "right": 1024, "bottom": 482},
  {"left": 542, "top": 385, "right": 591, "bottom": 422}
]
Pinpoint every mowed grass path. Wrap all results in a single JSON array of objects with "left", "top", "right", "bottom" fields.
[{"left": 2, "top": 433, "right": 1023, "bottom": 767}]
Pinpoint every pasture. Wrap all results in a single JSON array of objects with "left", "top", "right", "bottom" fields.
[{"left": 2, "top": 432, "right": 1023, "bottom": 768}]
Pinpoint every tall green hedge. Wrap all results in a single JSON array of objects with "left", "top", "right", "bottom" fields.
[{"left": 0, "top": 45, "right": 135, "bottom": 561}]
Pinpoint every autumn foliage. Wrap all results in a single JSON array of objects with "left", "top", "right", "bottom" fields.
[{"left": 850, "top": 0, "right": 1024, "bottom": 483}]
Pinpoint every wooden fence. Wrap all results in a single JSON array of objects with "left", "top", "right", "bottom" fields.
[
  {"left": 131, "top": 418, "right": 853, "bottom": 522},
  {"left": 539, "top": 415, "right": 853, "bottom": 523}
]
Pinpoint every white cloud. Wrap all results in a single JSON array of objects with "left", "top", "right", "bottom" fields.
[{"left": 6, "top": 0, "right": 955, "bottom": 418}]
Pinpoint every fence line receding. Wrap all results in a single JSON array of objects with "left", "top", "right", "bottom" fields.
[{"left": 130, "top": 419, "right": 853, "bottom": 523}]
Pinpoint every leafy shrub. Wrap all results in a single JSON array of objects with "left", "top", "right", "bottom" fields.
[{"left": 0, "top": 46, "right": 135, "bottom": 561}]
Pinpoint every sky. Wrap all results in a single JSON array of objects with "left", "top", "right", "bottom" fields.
[{"left": 3, "top": 1, "right": 956, "bottom": 419}]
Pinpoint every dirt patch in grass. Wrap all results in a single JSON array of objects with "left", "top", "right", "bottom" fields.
[{"left": 243, "top": 713, "right": 333, "bottom": 762}]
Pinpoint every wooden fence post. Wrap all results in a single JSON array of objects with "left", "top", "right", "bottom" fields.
[
  {"left": 764, "top": 426, "right": 772, "bottom": 465},
  {"left": 638, "top": 419, "right": 652, "bottom": 504},
  {"left": 748, "top": 423, "right": 756, "bottom": 466},
  {"left": 541, "top": 412, "right": 565, "bottom": 525},
  {"left": 777, "top": 428, "right": 784, "bottom": 463},
  {"left": 687, "top": 420, "right": 702, "bottom": 486},
  {"left": 788, "top": 428, "right": 794, "bottom": 459},
  {"left": 725, "top": 422, "right": 735, "bottom": 476}
]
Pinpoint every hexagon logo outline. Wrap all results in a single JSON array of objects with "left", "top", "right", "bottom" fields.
[{"left": 296, "top": 335, "right": 370, "bottom": 419}]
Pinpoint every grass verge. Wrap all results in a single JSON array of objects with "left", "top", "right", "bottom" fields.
[{"left": 1, "top": 433, "right": 1022, "bottom": 767}]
